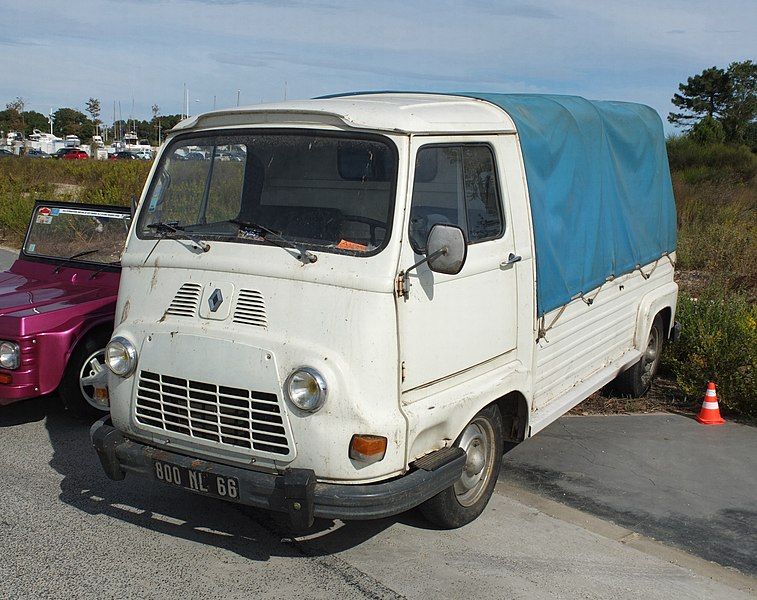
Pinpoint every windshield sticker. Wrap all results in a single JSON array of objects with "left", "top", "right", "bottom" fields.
[
  {"left": 237, "top": 228, "right": 265, "bottom": 241},
  {"left": 38, "top": 207, "right": 51, "bottom": 216},
  {"left": 57, "top": 208, "right": 130, "bottom": 219},
  {"left": 27, "top": 243, "right": 36, "bottom": 253},
  {"left": 36, "top": 214, "right": 53, "bottom": 225},
  {"left": 51, "top": 208, "right": 60, "bottom": 216},
  {"left": 336, "top": 239, "right": 368, "bottom": 252}
]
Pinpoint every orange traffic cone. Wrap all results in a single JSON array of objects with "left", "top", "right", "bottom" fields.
[{"left": 695, "top": 382, "right": 726, "bottom": 425}]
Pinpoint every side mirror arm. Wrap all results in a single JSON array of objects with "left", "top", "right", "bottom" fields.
[{"left": 395, "top": 246, "right": 447, "bottom": 299}]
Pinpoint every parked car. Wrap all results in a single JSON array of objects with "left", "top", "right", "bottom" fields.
[
  {"left": 54, "top": 147, "right": 88, "bottom": 160},
  {"left": 133, "top": 149, "right": 153, "bottom": 160},
  {"left": 109, "top": 151, "right": 137, "bottom": 160},
  {"left": 0, "top": 201, "right": 131, "bottom": 416},
  {"left": 0, "top": 147, "right": 15, "bottom": 157},
  {"left": 93, "top": 92, "right": 678, "bottom": 529},
  {"left": 26, "top": 148, "right": 51, "bottom": 159}
]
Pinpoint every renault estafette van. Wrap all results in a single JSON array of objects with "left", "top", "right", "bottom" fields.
[{"left": 92, "top": 93, "right": 678, "bottom": 529}]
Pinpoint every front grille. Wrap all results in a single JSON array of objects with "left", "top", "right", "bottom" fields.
[
  {"left": 135, "top": 371, "right": 290, "bottom": 456},
  {"left": 233, "top": 289, "right": 267, "bottom": 327},
  {"left": 166, "top": 283, "right": 202, "bottom": 317}
]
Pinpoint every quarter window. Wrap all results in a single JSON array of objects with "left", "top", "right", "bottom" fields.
[{"left": 409, "top": 145, "right": 504, "bottom": 253}]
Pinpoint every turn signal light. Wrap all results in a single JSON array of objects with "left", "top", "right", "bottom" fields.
[
  {"left": 0, "top": 373, "right": 11, "bottom": 384},
  {"left": 349, "top": 434, "right": 387, "bottom": 464}
]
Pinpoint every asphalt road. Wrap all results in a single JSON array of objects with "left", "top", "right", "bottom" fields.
[
  {"left": 501, "top": 413, "right": 757, "bottom": 576},
  {"left": 1, "top": 397, "right": 752, "bottom": 600},
  {"left": 0, "top": 247, "right": 18, "bottom": 270}
]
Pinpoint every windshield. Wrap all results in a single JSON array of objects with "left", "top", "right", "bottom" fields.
[
  {"left": 138, "top": 130, "right": 398, "bottom": 255},
  {"left": 24, "top": 204, "right": 131, "bottom": 264}
]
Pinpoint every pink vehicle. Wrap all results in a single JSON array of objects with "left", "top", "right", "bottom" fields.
[{"left": 0, "top": 201, "right": 131, "bottom": 416}]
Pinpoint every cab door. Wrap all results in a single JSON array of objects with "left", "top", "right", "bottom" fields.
[{"left": 398, "top": 137, "right": 519, "bottom": 391}]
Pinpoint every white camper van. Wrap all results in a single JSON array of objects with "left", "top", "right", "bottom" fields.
[{"left": 93, "top": 93, "right": 679, "bottom": 529}]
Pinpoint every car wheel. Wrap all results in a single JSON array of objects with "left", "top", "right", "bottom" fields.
[
  {"left": 59, "top": 329, "right": 112, "bottom": 418},
  {"left": 419, "top": 403, "right": 504, "bottom": 529},
  {"left": 614, "top": 315, "right": 664, "bottom": 398}
]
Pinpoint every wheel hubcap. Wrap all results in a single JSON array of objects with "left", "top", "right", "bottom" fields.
[
  {"left": 454, "top": 418, "right": 495, "bottom": 507},
  {"left": 641, "top": 327, "right": 661, "bottom": 388},
  {"left": 79, "top": 349, "right": 110, "bottom": 411}
]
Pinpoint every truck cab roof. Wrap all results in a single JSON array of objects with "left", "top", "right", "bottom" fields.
[{"left": 171, "top": 93, "right": 518, "bottom": 135}]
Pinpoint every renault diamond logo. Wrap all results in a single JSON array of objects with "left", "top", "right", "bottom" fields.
[{"left": 208, "top": 288, "right": 224, "bottom": 312}]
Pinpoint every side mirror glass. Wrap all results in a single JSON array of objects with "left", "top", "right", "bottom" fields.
[{"left": 426, "top": 224, "right": 467, "bottom": 275}]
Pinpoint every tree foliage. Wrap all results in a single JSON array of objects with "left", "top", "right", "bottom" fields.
[
  {"left": 669, "top": 60, "right": 757, "bottom": 147},
  {"left": 53, "top": 107, "right": 93, "bottom": 139},
  {"left": 85, "top": 98, "right": 102, "bottom": 134}
]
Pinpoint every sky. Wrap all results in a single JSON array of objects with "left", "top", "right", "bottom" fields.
[{"left": 1, "top": 0, "right": 755, "bottom": 132}]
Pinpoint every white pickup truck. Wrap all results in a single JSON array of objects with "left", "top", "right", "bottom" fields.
[{"left": 92, "top": 92, "right": 679, "bottom": 529}]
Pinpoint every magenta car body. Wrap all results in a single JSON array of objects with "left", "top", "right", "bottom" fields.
[{"left": 0, "top": 201, "right": 131, "bottom": 414}]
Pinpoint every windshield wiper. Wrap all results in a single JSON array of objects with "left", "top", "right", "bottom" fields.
[
  {"left": 146, "top": 221, "right": 210, "bottom": 253},
  {"left": 88, "top": 260, "right": 121, "bottom": 280},
  {"left": 53, "top": 249, "right": 100, "bottom": 273},
  {"left": 229, "top": 218, "right": 317, "bottom": 263}
]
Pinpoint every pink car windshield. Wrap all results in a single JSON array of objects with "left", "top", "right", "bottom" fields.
[{"left": 24, "top": 205, "right": 132, "bottom": 265}]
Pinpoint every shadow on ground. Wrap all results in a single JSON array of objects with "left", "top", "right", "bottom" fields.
[{"left": 0, "top": 397, "right": 435, "bottom": 564}]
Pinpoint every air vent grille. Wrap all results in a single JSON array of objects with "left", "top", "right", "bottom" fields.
[
  {"left": 166, "top": 283, "right": 203, "bottom": 317},
  {"left": 233, "top": 289, "right": 267, "bottom": 327}
]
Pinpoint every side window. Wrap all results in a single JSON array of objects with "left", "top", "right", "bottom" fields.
[{"left": 408, "top": 144, "right": 503, "bottom": 253}]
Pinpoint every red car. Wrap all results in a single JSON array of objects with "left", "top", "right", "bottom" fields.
[{"left": 55, "top": 148, "right": 89, "bottom": 160}]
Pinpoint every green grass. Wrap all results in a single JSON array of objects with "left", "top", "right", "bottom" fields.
[{"left": 0, "top": 157, "right": 149, "bottom": 245}]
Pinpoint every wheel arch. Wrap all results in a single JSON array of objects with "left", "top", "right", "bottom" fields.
[{"left": 634, "top": 282, "right": 678, "bottom": 353}]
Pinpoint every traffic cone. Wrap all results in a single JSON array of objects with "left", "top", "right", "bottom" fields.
[{"left": 695, "top": 382, "right": 726, "bottom": 425}]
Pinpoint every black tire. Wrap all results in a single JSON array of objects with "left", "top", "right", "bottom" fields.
[
  {"left": 420, "top": 404, "right": 504, "bottom": 529},
  {"left": 59, "top": 329, "right": 112, "bottom": 418},
  {"left": 614, "top": 315, "right": 664, "bottom": 398}
]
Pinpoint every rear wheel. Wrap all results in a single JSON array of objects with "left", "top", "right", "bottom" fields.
[
  {"left": 59, "top": 329, "right": 112, "bottom": 418},
  {"left": 614, "top": 315, "right": 664, "bottom": 398},
  {"left": 420, "top": 404, "right": 504, "bottom": 528}
]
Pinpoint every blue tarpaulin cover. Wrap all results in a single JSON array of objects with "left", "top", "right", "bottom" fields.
[
  {"left": 466, "top": 94, "right": 677, "bottom": 315},
  {"left": 327, "top": 92, "right": 678, "bottom": 316}
]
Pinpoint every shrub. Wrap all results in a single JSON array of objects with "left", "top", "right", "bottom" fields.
[
  {"left": 666, "top": 136, "right": 757, "bottom": 183},
  {"left": 664, "top": 284, "right": 757, "bottom": 418}
]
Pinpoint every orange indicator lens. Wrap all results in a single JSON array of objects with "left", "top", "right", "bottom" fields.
[{"left": 349, "top": 435, "right": 387, "bottom": 464}]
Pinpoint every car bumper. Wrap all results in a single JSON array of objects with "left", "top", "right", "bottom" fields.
[
  {"left": 91, "top": 417, "right": 466, "bottom": 529},
  {"left": 0, "top": 378, "right": 40, "bottom": 404}
]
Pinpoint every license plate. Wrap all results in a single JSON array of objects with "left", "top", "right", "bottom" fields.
[{"left": 152, "top": 460, "right": 240, "bottom": 501}]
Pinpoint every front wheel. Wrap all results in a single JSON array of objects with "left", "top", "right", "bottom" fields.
[
  {"left": 420, "top": 404, "right": 504, "bottom": 528},
  {"left": 59, "top": 330, "right": 112, "bottom": 418}
]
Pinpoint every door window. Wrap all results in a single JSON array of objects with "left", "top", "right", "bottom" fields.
[{"left": 408, "top": 144, "right": 504, "bottom": 253}]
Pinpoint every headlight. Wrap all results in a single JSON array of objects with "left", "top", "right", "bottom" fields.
[
  {"left": 285, "top": 367, "right": 327, "bottom": 412},
  {"left": 105, "top": 336, "right": 138, "bottom": 377},
  {"left": 0, "top": 341, "right": 20, "bottom": 370}
]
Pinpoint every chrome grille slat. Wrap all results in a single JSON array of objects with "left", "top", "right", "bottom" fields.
[
  {"left": 165, "top": 283, "right": 203, "bottom": 317},
  {"left": 135, "top": 370, "right": 291, "bottom": 456}
]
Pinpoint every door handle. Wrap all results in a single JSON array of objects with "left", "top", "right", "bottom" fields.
[{"left": 500, "top": 253, "right": 522, "bottom": 268}]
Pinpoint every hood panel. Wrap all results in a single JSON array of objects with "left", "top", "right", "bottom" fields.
[{"left": 0, "top": 259, "right": 120, "bottom": 322}]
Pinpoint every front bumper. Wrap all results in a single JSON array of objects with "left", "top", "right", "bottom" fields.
[{"left": 91, "top": 417, "right": 466, "bottom": 529}]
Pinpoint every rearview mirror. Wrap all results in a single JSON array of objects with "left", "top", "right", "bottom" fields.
[{"left": 426, "top": 224, "right": 467, "bottom": 275}]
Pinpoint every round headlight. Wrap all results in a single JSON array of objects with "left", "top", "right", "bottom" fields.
[
  {"left": 0, "top": 341, "right": 20, "bottom": 370},
  {"left": 285, "top": 367, "right": 327, "bottom": 412},
  {"left": 105, "top": 336, "right": 137, "bottom": 377}
]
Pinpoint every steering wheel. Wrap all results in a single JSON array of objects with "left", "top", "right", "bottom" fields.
[{"left": 340, "top": 215, "right": 387, "bottom": 247}]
